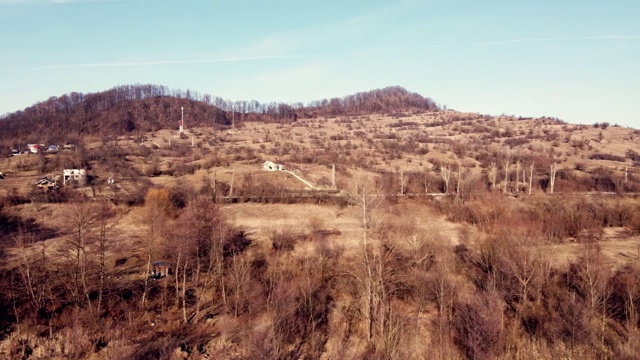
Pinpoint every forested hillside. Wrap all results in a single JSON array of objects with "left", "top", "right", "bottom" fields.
[{"left": 0, "top": 85, "right": 438, "bottom": 146}]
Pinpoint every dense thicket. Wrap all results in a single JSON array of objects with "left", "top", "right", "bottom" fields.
[{"left": 1, "top": 192, "right": 639, "bottom": 359}]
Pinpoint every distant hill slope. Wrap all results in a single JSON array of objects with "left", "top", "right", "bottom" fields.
[
  {"left": 299, "top": 85, "right": 439, "bottom": 118},
  {"left": 0, "top": 85, "right": 439, "bottom": 145},
  {"left": 0, "top": 86, "right": 230, "bottom": 144}
]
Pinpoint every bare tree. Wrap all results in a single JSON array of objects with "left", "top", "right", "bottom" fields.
[
  {"left": 347, "top": 172, "right": 382, "bottom": 248},
  {"left": 453, "top": 291, "right": 505, "bottom": 360},
  {"left": 549, "top": 163, "right": 558, "bottom": 194},
  {"left": 500, "top": 238, "right": 544, "bottom": 303},
  {"left": 346, "top": 172, "right": 383, "bottom": 341},
  {"left": 427, "top": 257, "right": 459, "bottom": 360},
  {"left": 528, "top": 162, "right": 535, "bottom": 195},
  {"left": 174, "top": 252, "right": 190, "bottom": 322},
  {"left": 515, "top": 160, "right": 520, "bottom": 192},
  {"left": 503, "top": 160, "right": 510, "bottom": 193},
  {"left": 423, "top": 164, "right": 433, "bottom": 194},
  {"left": 399, "top": 169, "right": 407, "bottom": 197},
  {"left": 577, "top": 244, "right": 610, "bottom": 311},
  {"left": 141, "top": 188, "right": 172, "bottom": 308},
  {"left": 488, "top": 162, "right": 498, "bottom": 190},
  {"left": 167, "top": 194, "right": 235, "bottom": 322},
  {"left": 456, "top": 165, "right": 462, "bottom": 196},
  {"left": 229, "top": 253, "right": 250, "bottom": 317},
  {"left": 96, "top": 203, "right": 115, "bottom": 316},
  {"left": 14, "top": 230, "right": 46, "bottom": 309},
  {"left": 67, "top": 202, "right": 97, "bottom": 307},
  {"left": 440, "top": 164, "right": 452, "bottom": 193},
  {"left": 407, "top": 235, "right": 435, "bottom": 320},
  {"left": 615, "top": 266, "right": 640, "bottom": 326}
]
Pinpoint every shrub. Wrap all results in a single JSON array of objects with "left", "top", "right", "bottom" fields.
[
  {"left": 271, "top": 230, "right": 304, "bottom": 252},
  {"left": 453, "top": 292, "right": 505, "bottom": 360},
  {"left": 589, "top": 153, "right": 626, "bottom": 162}
]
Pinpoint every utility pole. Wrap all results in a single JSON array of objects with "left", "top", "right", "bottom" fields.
[{"left": 179, "top": 107, "right": 184, "bottom": 134}]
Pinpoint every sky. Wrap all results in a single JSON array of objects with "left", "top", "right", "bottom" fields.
[{"left": 1, "top": 0, "right": 639, "bottom": 127}]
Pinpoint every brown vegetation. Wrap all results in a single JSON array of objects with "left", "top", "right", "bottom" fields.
[{"left": 0, "top": 85, "right": 639, "bottom": 359}]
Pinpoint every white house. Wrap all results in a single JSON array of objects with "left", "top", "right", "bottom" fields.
[
  {"left": 63, "top": 169, "right": 87, "bottom": 186},
  {"left": 262, "top": 161, "right": 284, "bottom": 171}
]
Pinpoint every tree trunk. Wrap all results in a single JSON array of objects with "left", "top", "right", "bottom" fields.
[
  {"left": 549, "top": 163, "right": 557, "bottom": 194},
  {"left": 528, "top": 163, "right": 535, "bottom": 195},
  {"left": 515, "top": 161, "right": 520, "bottom": 192},
  {"left": 504, "top": 161, "right": 509, "bottom": 193}
]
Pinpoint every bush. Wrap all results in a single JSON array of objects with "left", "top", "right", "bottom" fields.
[
  {"left": 271, "top": 230, "right": 303, "bottom": 252},
  {"left": 503, "top": 137, "right": 530, "bottom": 147},
  {"left": 453, "top": 292, "right": 504, "bottom": 360},
  {"left": 589, "top": 153, "right": 626, "bottom": 162}
]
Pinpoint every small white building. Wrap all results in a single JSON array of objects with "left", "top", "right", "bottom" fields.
[
  {"left": 262, "top": 161, "right": 284, "bottom": 171},
  {"left": 63, "top": 169, "right": 87, "bottom": 186}
]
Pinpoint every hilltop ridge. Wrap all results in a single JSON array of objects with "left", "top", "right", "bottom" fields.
[{"left": 0, "top": 85, "right": 438, "bottom": 145}]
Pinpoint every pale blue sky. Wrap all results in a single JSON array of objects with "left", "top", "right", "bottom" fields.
[{"left": 1, "top": 0, "right": 639, "bottom": 127}]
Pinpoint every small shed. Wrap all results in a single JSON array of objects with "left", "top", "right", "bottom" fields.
[
  {"left": 151, "top": 261, "right": 173, "bottom": 278},
  {"left": 35, "top": 177, "right": 58, "bottom": 191},
  {"left": 262, "top": 160, "right": 284, "bottom": 171}
]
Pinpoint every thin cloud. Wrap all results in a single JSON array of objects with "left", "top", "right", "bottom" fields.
[
  {"left": 34, "top": 55, "right": 295, "bottom": 70},
  {"left": 399, "top": 35, "right": 640, "bottom": 51},
  {"left": 0, "top": 0, "right": 139, "bottom": 4},
  {"left": 474, "top": 35, "right": 640, "bottom": 46}
]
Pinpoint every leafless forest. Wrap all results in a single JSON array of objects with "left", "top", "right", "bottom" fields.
[{"left": 1, "top": 85, "right": 639, "bottom": 359}]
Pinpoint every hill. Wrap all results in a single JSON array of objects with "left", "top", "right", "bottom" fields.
[
  {"left": 0, "top": 84, "right": 438, "bottom": 147},
  {"left": 0, "top": 86, "right": 640, "bottom": 360},
  {"left": 0, "top": 85, "right": 230, "bottom": 145}
]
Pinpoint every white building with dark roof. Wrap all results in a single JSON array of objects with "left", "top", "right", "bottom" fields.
[{"left": 63, "top": 169, "right": 86, "bottom": 186}]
